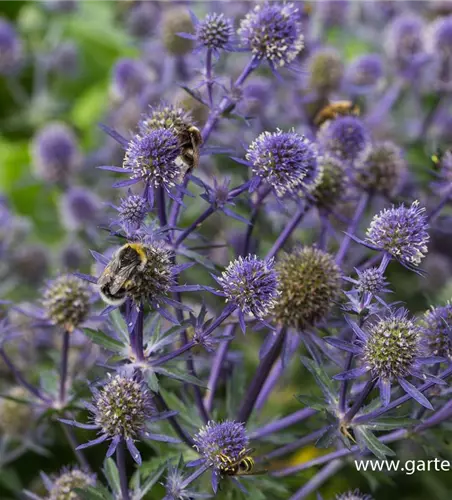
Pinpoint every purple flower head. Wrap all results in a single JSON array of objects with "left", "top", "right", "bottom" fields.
[
  {"left": 162, "top": 8, "right": 194, "bottom": 56},
  {"left": 346, "top": 54, "right": 384, "bottom": 91},
  {"left": 164, "top": 460, "right": 208, "bottom": 500},
  {"left": 126, "top": 1, "right": 159, "bottom": 38},
  {"left": 306, "top": 47, "right": 344, "bottom": 95},
  {"left": 43, "top": 467, "right": 96, "bottom": 500},
  {"left": 216, "top": 255, "right": 280, "bottom": 320},
  {"left": 31, "top": 122, "right": 81, "bottom": 184},
  {"left": 49, "top": 41, "right": 79, "bottom": 78},
  {"left": 196, "top": 12, "right": 235, "bottom": 51},
  {"left": 111, "top": 58, "right": 153, "bottom": 100},
  {"left": 318, "top": 116, "right": 370, "bottom": 163},
  {"left": 309, "top": 154, "right": 346, "bottom": 210},
  {"left": 139, "top": 103, "right": 193, "bottom": 135},
  {"left": 354, "top": 267, "right": 389, "bottom": 296},
  {"left": 384, "top": 14, "right": 428, "bottom": 77},
  {"left": 63, "top": 371, "right": 179, "bottom": 464},
  {"left": 13, "top": 244, "right": 49, "bottom": 285},
  {"left": 238, "top": 2, "right": 304, "bottom": 68},
  {"left": 43, "top": 274, "right": 91, "bottom": 333},
  {"left": 336, "top": 490, "right": 374, "bottom": 500},
  {"left": 193, "top": 420, "right": 248, "bottom": 469},
  {"left": 0, "top": 17, "right": 22, "bottom": 74},
  {"left": 59, "top": 187, "right": 102, "bottom": 231},
  {"left": 366, "top": 201, "right": 429, "bottom": 267},
  {"left": 123, "top": 129, "right": 182, "bottom": 189},
  {"left": 428, "top": 15, "right": 452, "bottom": 56},
  {"left": 334, "top": 309, "right": 440, "bottom": 408},
  {"left": 354, "top": 141, "right": 407, "bottom": 197},
  {"left": 246, "top": 130, "right": 319, "bottom": 197},
  {"left": 317, "top": 0, "right": 351, "bottom": 28},
  {"left": 423, "top": 304, "right": 452, "bottom": 359},
  {"left": 118, "top": 193, "right": 148, "bottom": 232}
]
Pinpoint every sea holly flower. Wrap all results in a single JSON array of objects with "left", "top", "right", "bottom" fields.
[
  {"left": 318, "top": 116, "right": 370, "bottom": 164},
  {"left": 31, "top": 122, "right": 81, "bottom": 185},
  {"left": 363, "top": 201, "right": 429, "bottom": 270},
  {"left": 345, "top": 54, "right": 384, "bottom": 94},
  {"left": 238, "top": 2, "right": 304, "bottom": 70},
  {"left": 178, "top": 12, "right": 237, "bottom": 54},
  {"left": 139, "top": 103, "right": 194, "bottom": 134},
  {"left": 309, "top": 154, "right": 347, "bottom": 211},
  {"left": 0, "top": 17, "right": 22, "bottom": 74},
  {"left": 161, "top": 7, "right": 194, "bottom": 56},
  {"left": 213, "top": 254, "right": 280, "bottom": 332},
  {"left": 163, "top": 459, "right": 210, "bottom": 500},
  {"left": 190, "top": 420, "right": 251, "bottom": 493},
  {"left": 245, "top": 129, "right": 319, "bottom": 197},
  {"left": 305, "top": 47, "right": 344, "bottom": 96},
  {"left": 274, "top": 247, "right": 341, "bottom": 330},
  {"left": 332, "top": 309, "right": 444, "bottom": 409},
  {"left": 110, "top": 58, "right": 152, "bottom": 100},
  {"left": 60, "top": 371, "right": 179, "bottom": 465},
  {"left": 354, "top": 141, "right": 407, "bottom": 197},
  {"left": 110, "top": 191, "right": 149, "bottom": 235},
  {"left": 336, "top": 490, "right": 374, "bottom": 500},
  {"left": 422, "top": 303, "right": 452, "bottom": 359}
]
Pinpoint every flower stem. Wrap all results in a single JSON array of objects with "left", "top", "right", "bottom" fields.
[
  {"left": 343, "top": 379, "right": 377, "bottom": 424},
  {"left": 180, "top": 462, "right": 210, "bottom": 489},
  {"left": 59, "top": 330, "right": 70, "bottom": 405},
  {"left": 60, "top": 418, "right": 91, "bottom": 471},
  {"left": 428, "top": 184, "right": 452, "bottom": 221},
  {"left": 116, "top": 440, "right": 130, "bottom": 500},
  {"left": 289, "top": 460, "right": 344, "bottom": 500},
  {"left": 242, "top": 187, "right": 271, "bottom": 256},
  {"left": 0, "top": 349, "right": 50, "bottom": 403},
  {"left": 174, "top": 206, "right": 214, "bottom": 247},
  {"left": 266, "top": 204, "right": 310, "bottom": 260},
  {"left": 335, "top": 192, "right": 370, "bottom": 266},
  {"left": 206, "top": 48, "right": 214, "bottom": 108},
  {"left": 249, "top": 408, "right": 316, "bottom": 440},
  {"left": 237, "top": 326, "right": 286, "bottom": 423},
  {"left": 133, "top": 304, "right": 145, "bottom": 362},
  {"left": 156, "top": 186, "right": 168, "bottom": 228}
]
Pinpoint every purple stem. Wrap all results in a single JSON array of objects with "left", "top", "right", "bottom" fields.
[
  {"left": 289, "top": 460, "right": 344, "bottom": 500},
  {"left": 428, "top": 184, "right": 452, "bottom": 221},
  {"left": 237, "top": 326, "right": 287, "bottom": 424},
  {"left": 153, "top": 340, "right": 196, "bottom": 366},
  {"left": 343, "top": 379, "right": 377, "bottom": 424},
  {"left": 415, "top": 400, "right": 452, "bottom": 433},
  {"left": 249, "top": 408, "right": 316, "bottom": 440},
  {"left": 0, "top": 349, "right": 50, "bottom": 403},
  {"left": 156, "top": 186, "right": 167, "bottom": 228},
  {"left": 59, "top": 329, "right": 70, "bottom": 405},
  {"left": 204, "top": 325, "right": 235, "bottom": 413},
  {"left": 266, "top": 204, "right": 310, "bottom": 260},
  {"left": 335, "top": 192, "right": 370, "bottom": 266},
  {"left": 354, "top": 364, "right": 452, "bottom": 425},
  {"left": 242, "top": 187, "right": 272, "bottom": 256},
  {"left": 180, "top": 463, "right": 210, "bottom": 489},
  {"left": 133, "top": 304, "right": 145, "bottom": 362},
  {"left": 256, "top": 428, "right": 327, "bottom": 463},
  {"left": 116, "top": 440, "right": 130, "bottom": 500},
  {"left": 272, "top": 428, "right": 407, "bottom": 477},
  {"left": 206, "top": 48, "right": 214, "bottom": 108},
  {"left": 175, "top": 206, "right": 214, "bottom": 247}
]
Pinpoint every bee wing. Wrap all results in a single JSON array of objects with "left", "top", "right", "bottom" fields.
[{"left": 98, "top": 261, "right": 137, "bottom": 294}]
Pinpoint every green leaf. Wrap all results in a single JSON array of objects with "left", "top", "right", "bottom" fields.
[
  {"left": 295, "top": 394, "right": 328, "bottom": 411},
  {"left": 109, "top": 308, "right": 130, "bottom": 343},
  {"left": 83, "top": 328, "right": 126, "bottom": 353},
  {"left": 73, "top": 485, "right": 112, "bottom": 500},
  {"left": 137, "top": 465, "right": 165, "bottom": 499},
  {"left": 300, "top": 356, "right": 337, "bottom": 404},
  {"left": 366, "top": 417, "right": 418, "bottom": 431},
  {"left": 103, "top": 459, "right": 120, "bottom": 495},
  {"left": 154, "top": 366, "right": 206, "bottom": 388},
  {"left": 315, "top": 425, "right": 337, "bottom": 449},
  {"left": 354, "top": 426, "right": 396, "bottom": 460},
  {"left": 145, "top": 370, "right": 160, "bottom": 393},
  {"left": 40, "top": 370, "right": 59, "bottom": 397}
]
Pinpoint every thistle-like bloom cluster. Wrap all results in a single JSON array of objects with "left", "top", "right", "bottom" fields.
[
  {"left": 216, "top": 255, "right": 280, "bottom": 320},
  {"left": 306, "top": 47, "right": 344, "bottom": 94},
  {"left": 47, "top": 468, "right": 96, "bottom": 500},
  {"left": 238, "top": 2, "right": 304, "bottom": 68},
  {"left": 355, "top": 267, "right": 389, "bottom": 296},
  {"left": 423, "top": 304, "right": 452, "bottom": 359},
  {"left": 246, "top": 130, "right": 319, "bottom": 197},
  {"left": 274, "top": 247, "right": 341, "bottom": 329},
  {"left": 117, "top": 194, "right": 148, "bottom": 231},
  {"left": 43, "top": 275, "right": 91, "bottom": 332},
  {"left": 365, "top": 201, "right": 429, "bottom": 268},
  {"left": 196, "top": 13, "right": 234, "bottom": 51}
]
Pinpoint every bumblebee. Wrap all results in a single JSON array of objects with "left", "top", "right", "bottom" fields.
[
  {"left": 97, "top": 243, "right": 148, "bottom": 306},
  {"left": 175, "top": 124, "right": 203, "bottom": 175},
  {"left": 431, "top": 148, "right": 447, "bottom": 169},
  {"left": 218, "top": 448, "right": 266, "bottom": 476},
  {"left": 314, "top": 100, "right": 360, "bottom": 127}
]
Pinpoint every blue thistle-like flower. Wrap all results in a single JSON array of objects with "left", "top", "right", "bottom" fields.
[
  {"left": 62, "top": 371, "right": 179, "bottom": 465},
  {"left": 31, "top": 122, "right": 81, "bottom": 184},
  {"left": 238, "top": 2, "right": 304, "bottom": 68},
  {"left": 306, "top": 47, "right": 344, "bottom": 95},
  {"left": 246, "top": 129, "right": 319, "bottom": 197},
  {"left": 384, "top": 13, "right": 428, "bottom": 77},
  {"left": 163, "top": 460, "right": 209, "bottom": 500},
  {"left": 122, "top": 128, "right": 182, "bottom": 193},
  {"left": 111, "top": 58, "right": 153, "bottom": 100},
  {"left": 215, "top": 255, "right": 280, "bottom": 329},
  {"left": 0, "top": 17, "right": 22, "bottom": 74},
  {"left": 345, "top": 54, "right": 384, "bottom": 92},
  {"left": 125, "top": 1, "right": 159, "bottom": 38},
  {"left": 318, "top": 116, "right": 370, "bottom": 163},
  {"left": 139, "top": 103, "right": 193, "bottom": 134},
  {"left": 42, "top": 274, "right": 91, "bottom": 332},
  {"left": 162, "top": 7, "right": 194, "bottom": 56},
  {"left": 117, "top": 193, "right": 148, "bottom": 232},
  {"left": 428, "top": 15, "right": 452, "bottom": 56},
  {"left": 309, "top": 155, "right": 347, "bottom": 210},
  {"left": 333, "top": 309, "right": 442, "bottom": 408},
  {"left": 365, "top": 201, "right": 429, "bottom": 268},
  {"left": 37, "top": 467, "right": 96, "bottom": 500},
  {"left": 423, "top": 304, "right": 452, "bottom": 359},
  {"left": 193, "top": 420, "right": 248, "bottom": 467},
  {"left": 59, "top": 187, "right": 102, "bottom": 231},
  {"left": 354, "top": 141, "right": 407, "bottom": 197},
  {"left": 352, "top": 267, "right": 389, "bottom": 296}
]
